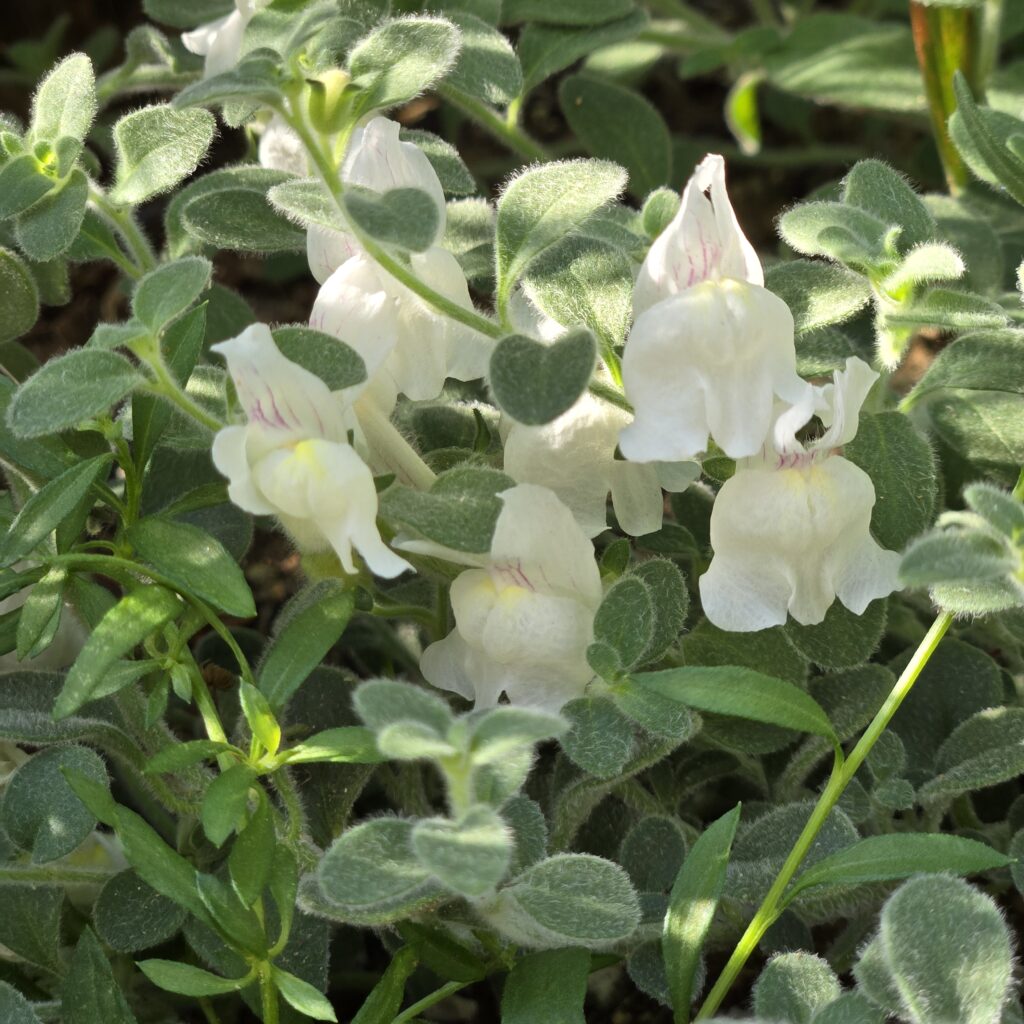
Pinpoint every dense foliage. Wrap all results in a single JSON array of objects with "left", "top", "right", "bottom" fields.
[{"left": 0, "top": 1, "right": 1023, "bottom": 1023}]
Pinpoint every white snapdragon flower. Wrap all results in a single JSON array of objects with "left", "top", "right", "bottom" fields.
[
  {"left": 310, "top": 247, "right": 486, "bottom": 416},
  {"left": 307, "top": 117, "right": 447, "bottom": 284},
  {"left": 211, "top": 324, "right": 410, "bottom": 579},
  {"left": 620, "top": 154, "right": 808, "bottom": 463},
  {"left": 404, "top": 485, "right": 603, "bottom": 712},
  {"left": 182, "top": 0, "right": 270, "bottom": 79},
  {"left": 699, "top": 357, "right": 901, "bottom": 631},
  {"left": 503, "top": 394, "right": 698, "bottom": 538}
]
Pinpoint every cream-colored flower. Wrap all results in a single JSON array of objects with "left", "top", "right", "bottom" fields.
[
  {"left": 211, "top": 324, "right": 410, "bottom": 579},
  {"left": 699, "top": 358, "right": 900, "bottom": 631},
  {"left": 405, "top": 485, "right": 603, "bottom": 711},
  {"left": 182, "top": 0, "right": 270, "bottom": 79}
]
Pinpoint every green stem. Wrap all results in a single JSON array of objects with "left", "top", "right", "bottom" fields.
[
  {"left": 694, "top": 610, "right": 954, "bottom": 1020},
  {"left": 0, "top": 864, "right": 117, "bottom": 885},
  {"left": 198, "top": 997, "right": 225, "bottom": 1024},
  {"left": 140, "top": 353, "right": 225, "bottom": 434},
  {"left": 976, "top": 0, "right": 1005, "bottom": 91},
  {"left": 259, "top": 964, "right": 280, "bottom": 1024},
  {"left": 909, "top": 1, "right": 974, "bottom": 193},
  {"left": 358, "top": 399, "right": 437, "bottom": 490},
  {"left": 88, "top": 187, "right": 157, "bottom": 274},
  {"left": 437, "top": 84, "right": 550, "bottom": 163},
  {"left": 279, "top": 103, "right": 504, "bottom": 343},
  {"left": 273, "top": 766, "right": 306, "bottom": 846},
  {"left": 1012, "top": 467, "right": 1024, "bottom": 501},
  {"left": 391, "top": 981, "right": 469, "bottom": 1024}
]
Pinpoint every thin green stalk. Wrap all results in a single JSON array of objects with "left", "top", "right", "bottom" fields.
[
  {"left": 140, "top": 357, "right": 225, "bottom": 434},
  {"left": 259, "top": 964, "right": 280, "bottom": 1024},
  {"left": 273, "top": 766, "right": 307, "bottom": 847},
  {"left": 358, "top": 398, "right": 437, "bottom": 490},
  {"left": 695, "top": 611, "right": 954, "bottom": 1020},
  {"left": 88, "top": 187, "right": 158, "bottom": 274},
  {"left": 977, "top": 0, "right": 1005, "bottom": 91},
  {"left": 437, "top": 84, "right": 550, "bottom": 163},
  {"left": 0, "top": 864, "right": 117, "bottom": 885},
  {"left": 391, "top": 981, "right": 469, "bottom": 1024},
  {"left": 198, "top": 997, "right": 225, "bottom": 1024},
  {"left": 910, "top": 1, "right": 974, "bottom": 192}
]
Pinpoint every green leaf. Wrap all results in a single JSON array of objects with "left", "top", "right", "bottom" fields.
[
  {"left": 380, "top": 465, "right": 515, "bottom": 553},
  {"left": 2, "top": 453, "right": 112, "bottom": 562},
  {"left": 524, "top": 236, "right": 633, "bottom": 348},
  {"left": 496, "top": 159, "right": 626, "bottom": 305},
  {"left": 517, "top": 10, "right": 649, "bottom": 94},
  {"left": 725, "top": 71, "right": 762, "bottom": 156},
  {"left": 272, "top": 325, "right": 367, "bottom": 391},
  {"left": 0, "top": 982, "right": 43, "bottom": 1024},
  {"left": 111, "top": 105, "right": 216, "bottom": 204},
  {"left": 469, "top": 706, "right": 567, "bottom": 765},
  {"left": 0, "top": 246, "right": 40, "bottom": 342},
  {"left": 783, "top": 598, "right": 889, "bottom": 671},
  {"left": 501, "top": 948, "right": 589, "bottom": 1024},
  {"left": 559, "top": 73, "right": 670, "bottom": 198},
  {"left": 132, "top": 256, "right": 212, "bottom": 332},
  {"left": 125, "top": 516, "right": 254, "bottom": 617},
  {"left": 928, "top": 389, "right": 1024, "bottom": 471},
  {"left": 882, "top": 288, "right": 1008, "bottom": 332},
  {"left": 777, "top": 200, "right": 887, "bottom": 267},
  {"left": 7, "top": 348, "right": 144, "bottom": 437},
  {"left": 183, "top": 177, "right": 305, "bottom": 252},
  {"left": 663, "top": 804, "right": 741, "bottom": 1021},
  {"left": 95, "top": 870, "right": 188, "bottom": 953},
  {"left": 145, "top": 739, "right": 233, "bottom": 773},
  {"left": 0, "top": 155, "right": 55, "bottom": 220},
  {"left": 63, "top": 928, "right": 138, "bottom": 1024},
  {"left": 1, "top": 745, "right": 106, "bottom": 863},
  {"left": 561, "top": 696, "right": 635, "bottom": 778},
  {"left": 272, "top": 966, "right": 337, "bottom": 1022},
  {"left": 239, "top": 681, "right": 280, "bottom": 755},
  {"left": 318, "top": 817, "right": 446, "bottom": 924},
  {"left": 620, "top": 815, "right": 688, "bottom": 893},
  {"left": 267, "top": 178, "right": 345, "bottom": 231},
  {"left": 753, "top": 952, "right": 840, "bottom": 1024},
  {"left": 348, "top": 15, "right": 462, "bottom": 115},
  {"left": 396, "top": 922, "right": 486, "bottom": 983},
  {"left": 15, "top": 168, "right": 88, "bottom": 261},
  {"left": 904, "top": 329, "right": 1024, "bottom": 406},
  {"left": 16, "top": 564, "right": 66, "bottom": 659},
  {"left": 229, "top": 791, "right": 275, "bottom": 906},
  {"left": 444, "top": 11, "right": 522, "bottom": 108},
  {"left": 30, "top": 53, "right": 96, "bottom": 143},
  {"left": 590, "top": 575, "right": 654, "bottom": 676},
  {"left": 342, "top": 185, "right": 439, "bottom": 252},
  {"left": 842, "top": 159, "right": 935, "bottom": 250},
  {"left": 173, "top": 54, "right": 281, "bottom": 113},
  {"left": 54, "top": 585, "right": 181, "bottom": 718},
  {"left": 202, "top": 762, "right": 255, "bottom": 847},
  {"left": 137, "top": 959, "right": 246, "bottom": 996},
  {"left": 764, "top": 260, "right": 871, "bottom": 335},
  {"left": 490, "top": 854, "right": 641, "bottom": 946},
  {"left": 195, "top": 871, "right": 267, "bottom": 955},
  {"left": 0, "top": 886, "right": 63, "bottom": 973},
  {"left": 866, "top": 875, "right": 1013, "bottom": 1024},
  {"left": 258, "top": 580, "right": 355, "bottom": 710},
  {"left": 489, "top": 328, "right": 595, "bottom": 426},
  {"left": 412, "top": 805, "right": 513, "bottom": 897},
  {"left": 950, "top": 72, "right": 1024, "bottom": 204},
  {"left": 355, "top": 678, "right": 454, "bottom": 735},
  {"left": 284, "top": 726, "right": 386, "bottom": 765},
  {"left": 633, "top": 667, "right": 837, "bottom": 743},
  {"left": 349, "top": 946, "right": 419, "bottom": 1024},
  {"left": 786, "top": 833, "right": 1010, "bottom": 905},
  {"left": 843, "top": 412, "right": 937, "bottom": 550}
]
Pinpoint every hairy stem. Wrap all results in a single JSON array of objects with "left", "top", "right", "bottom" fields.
[
  {"left": 695, "top": 611, "right": 954, "bottom": 1020},
  {"left": 391, "top": 981, "right": 469, "bottom": 1024},
  {"left": 88, "top": 187, "right": 158, "bottom": 275},
  {"left": 437, "top": 84, "right": 550, "bottom": 163}
]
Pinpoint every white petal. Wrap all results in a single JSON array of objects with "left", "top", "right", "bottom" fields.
[
  {"left": 502, "top": 395, "right": 627, "bottom": 538},
  {"left": 343, "top": 117, "right": 446, "bottom": 241},
  {"left": 621, "top": 280, "right": 802, "bottom": 461},
  {"left": 700, "top": 456, "right": 899, "bottom": 631},
  {"left": 306, "top": 226, "right": 362, "bottom": 285},
  {"left": 609, "top": 461, "right": 666, "bottom": 537},
  {"left": 655, "top": 460, "right": 702, "bottom": 493},
  {"left": 211, "top": 425, "right": 276, "bottom": 515},
  {"left": 490, "top": 484, "right": 603, "bottom": 607},
  {"left": 817, "top": 356, "right": 879, "bottom": 452},
  {"left": 633, "top": 153, "right": 762, "bottom": 316},
  {"left": 258, "top": 115, "right": 308, "bottom": 176},
  {"left": 420, "top": 630, "right": 479, "bottom": 702},
  {"left": 212, "top": 323, "right": 347, "bottom": 443},
  {"left": 183, "top": 10, "right": 246, "bottom": 78}
]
